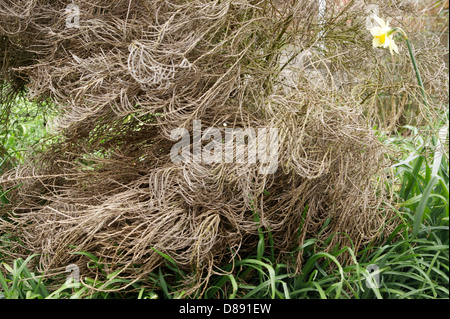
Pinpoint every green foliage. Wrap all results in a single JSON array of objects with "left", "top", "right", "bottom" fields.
[
  {"left": 387, "top": 125, "right": 449, "bottom": 241},
  {"left": 0, "top": 97, "right": 55, "bottom": 169},
  {"left": 0, "top": 255, "right": 82, "bottom": 299}
]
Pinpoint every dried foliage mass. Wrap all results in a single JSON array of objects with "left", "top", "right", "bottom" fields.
[{"left": 0, "top": 0, "right": 447, "bottom": 293}]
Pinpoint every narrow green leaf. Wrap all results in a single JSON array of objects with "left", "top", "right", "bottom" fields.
[{"left": 412, "top": 176, "right": 439, "bottom": 238}]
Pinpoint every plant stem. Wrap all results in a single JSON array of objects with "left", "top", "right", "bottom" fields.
[
  {"left": 391, "top": 28, "right": 429, "bottom": 107},
  {"left": 405, "top": 38, "right": 428, "bottom": 107}
]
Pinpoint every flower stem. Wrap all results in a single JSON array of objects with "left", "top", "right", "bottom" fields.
[
  {"left": 405, "top": 38, "right": 428, "bottom": 107},
  {"left": 391, "top": 27, "right": 428, "bottom": 107}
]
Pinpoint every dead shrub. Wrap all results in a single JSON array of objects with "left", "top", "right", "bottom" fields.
[{"left": 0, "top": 0, "right": 447, "bottom": 294}]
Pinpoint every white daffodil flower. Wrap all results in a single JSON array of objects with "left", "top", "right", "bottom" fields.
[{"left": 370, "top": 15, "right": 399, "bottom": 55}]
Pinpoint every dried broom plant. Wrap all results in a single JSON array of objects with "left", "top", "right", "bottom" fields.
[{"left": 0, "top": 0, "right": 447, "bottom": 295}]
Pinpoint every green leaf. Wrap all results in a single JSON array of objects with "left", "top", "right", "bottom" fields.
[{"left": 412, "top": 176, "right": 439, "bottom": 238}]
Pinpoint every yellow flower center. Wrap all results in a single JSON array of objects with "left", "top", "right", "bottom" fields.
[{"left": 375, "top": 33, "right": 386, "bottom": 44}]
